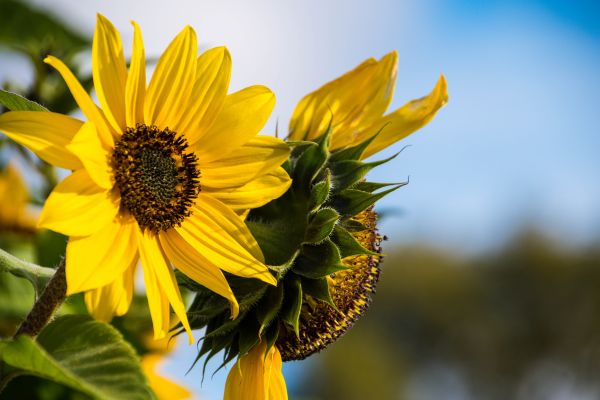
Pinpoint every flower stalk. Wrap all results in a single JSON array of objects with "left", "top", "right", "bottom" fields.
[
  {"left": 14, "top": 259, "right": 66, "bottom": 338},
  {"left": 0, "top": 248, "right": 55, "bottom": 292}
]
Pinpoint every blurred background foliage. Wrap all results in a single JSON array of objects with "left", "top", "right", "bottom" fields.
[
  {"left": 295, "top": 232, "right": 600, "bottom": 400},
  {"left": 1, "top": 0, "right": 599, "bottom": 399}
]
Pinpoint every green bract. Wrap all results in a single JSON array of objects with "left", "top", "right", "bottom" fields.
[{"left": 181, "top": 126, "right": 406, "bottom": 373}]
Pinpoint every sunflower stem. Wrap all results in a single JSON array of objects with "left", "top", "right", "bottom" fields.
[
  {"left": 14, "top": 259, "right": 66, "bottom": 338},
  {"left": 0, "top": 248, "right": 55, "bottom": 292}
]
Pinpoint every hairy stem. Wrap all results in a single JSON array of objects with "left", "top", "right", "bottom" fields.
[
  {"left": 0, "top": 248, "right": 55, "bottom": 292},
  {"left": 14, "top": 259, "right": 66, "bottom": 338}
]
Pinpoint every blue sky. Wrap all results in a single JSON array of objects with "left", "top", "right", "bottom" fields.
[{"left": 1, "top": 0, "right": 599, "bottom": 398}]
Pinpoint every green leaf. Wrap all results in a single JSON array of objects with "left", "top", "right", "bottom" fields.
[
  {"left": 304, "top": 207, "right": 339, "bottom": 244},
  {"left": 309, "top": 169, "right": 331, "bottom": 211},
  {"left": 302, "top": 277, "right": 335, "bottom": 308},
  {"left": 0, "top": 315, "right": 154, "bottom": 400},
  {"left": 280, "top": 275, "right": 303, "bottom": 336},
  {"left": 0, "top": 0, "right": 88, "bottom": 54},
  {"left": 332, "top": 225, "right": 379, "bottom": 258},
  {"left": 0, "top": 89, "right": 48, "bottom": 112},
  {"left": 293, "top": 239, "right": 347, "bottom": 279}
]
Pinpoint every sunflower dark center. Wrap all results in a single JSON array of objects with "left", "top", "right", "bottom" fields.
[{"left": 112, "top": 124, "right": 200, "bottom": 233}]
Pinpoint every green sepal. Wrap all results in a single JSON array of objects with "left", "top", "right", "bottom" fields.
[
  {"left": 332, "top": 185, "right": 402, "bottom": 218},
  {"left": 293, "top": 239, "right": 347, "bottom": 279},
  {"left": 238, "top": 317, "right": 261, "bottom": 356},
  {"left": 264, "top": 322, "right": 281, "bottom": 359},
  {"left": 280, "top": 274, "right": 303, "bottom": 336},
  {"left": 354, "top": 181, "right": 406, "bottom": 193},
  {"left": 329, "top": 153, "right": 399, "bottom": 193},
  {"left": 0, "top": 89, "right": 48, "bottom": 112},
  {"left": 203, "top": 312, "right": 246, "bottom": 340},
  {"left": 341, "top": 219, "right": 369, "bottom": 232},
  {"left": 256, "top": 284, "right": 285, "bottom": 335},
  {"left": 302, "top": 276, "right": 336, "bottom": 308},
  {"left": 291, "top": 141, "right": 328, "bottom": 194},
  {"left": 304, "top": 207, "right": 339, "bottom": 244},
  {"left": 332, "top": 225, "right": 379, "bottom": 258},
  {"left": 309, "top": 168, "right": 331, "bottom": 211},
  {"left": 328, "top": 128, "right": 381, "bottom": 162}
]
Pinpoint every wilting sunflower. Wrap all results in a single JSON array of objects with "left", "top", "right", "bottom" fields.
[
  {"left": 201, "top": 52, "right": 446, "bottom": 399},
  {"left": 0, "top": 14, "right": 291, "bottom": 342}
]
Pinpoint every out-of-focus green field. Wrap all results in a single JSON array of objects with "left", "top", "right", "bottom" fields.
[{"left": 295, "top": 232, "right": 600, "bottom": 400}]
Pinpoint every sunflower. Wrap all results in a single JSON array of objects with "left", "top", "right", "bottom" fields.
[
  {"left": 288, "top": 51, "right": 448, "bottom": 159},
  {"left": 0, "top": 164, "right": 38, "bottom": 234},
  {"left": 0, "top": 14, "right": 291, "bottom": 342},
  {"left": 221, "top": 53, "right": 447, "bottom": 399},
  {"left": 141, "top": 334, "right": 191, "bottom": 400}
]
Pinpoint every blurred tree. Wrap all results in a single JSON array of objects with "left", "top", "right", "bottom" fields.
[{"left": 298, "top": 231, "right": 600, "bottom": 400}]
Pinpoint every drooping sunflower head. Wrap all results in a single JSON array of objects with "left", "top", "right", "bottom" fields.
[{"left": 187, "top": 52, "right": 447, "bottom": 397}]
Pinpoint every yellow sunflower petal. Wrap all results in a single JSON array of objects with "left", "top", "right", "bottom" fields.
[
  {"left": 93, "top": 14, "right": 127, "bottom": 133},
  {"left": 141, "top": 354, "right": 191, "bottom": 400},
  {"left": 160, "top": 229, "right": 239, "bottom": 319},
  {"left": 175, "top": 194, "right": 276, "bottom": 285},
  {"left": 178, "top": 46, "right": 231, "bottom": 143},
  {"left": 224, "top": 342, "right": 288, "bottom": 400},
  {"left": 38, "top": 170, "right": 118, "bottom": 237},
  {"left": 125, "top": 21, "right": 146, "bottom": 127},
  {"left": 144, "top": 26, "right": 197, "bottom": 130},
  {"left": 0, "top": 164, "right": 37, "bottom": 232},
  {"left": 200, "top": 136, "right": 290, "bottom": 190},
  {"left": 0, "top": 111, "right": 83, "bottom": 170},
  {"left": 207, "top": 167, "right": 291, "bottom": 211},
  {"left": 193, "top": 86, "right": 275, "bottom": 163},
  {"left": 66, "top": 215, "right": 137, "bottom": 295},
  {"left": 84, "top": 264, "right": 136, "bottom": 322},
  {"left": 288, "top": 52, "right": 398, "bottom": 151},
  {"left": 44, "top": 56, "right": 114, "bottom": 146},
  {"left": 358, "top": 74, "right": 449, "bottom": 159},
  {"left": 267, "top": 347, "right": 288, "bottom": 400},
  {"left": 66, "top": 122, "right": 112, "bottom": 189},
  {"left": 138, "top": 230, "right": 193, "bottom": 343}
]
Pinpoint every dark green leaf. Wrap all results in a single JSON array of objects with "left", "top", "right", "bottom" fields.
[
  {"left": 0, "top": 89, "right": 47, "bottom": 112},
  {"left": 0, "top": 316, "right": 154, "bottom": 400}
]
